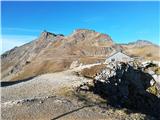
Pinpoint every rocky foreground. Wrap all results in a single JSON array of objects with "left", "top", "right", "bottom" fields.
[
  {"left": 78, "top": 61, "right": 160, "bottom": 119},
  {"left": 1, "top": 61, "right": 160, "bottom": 120},
  {"left": 92, "top": 61, "right": 160, "bottom": 118}
]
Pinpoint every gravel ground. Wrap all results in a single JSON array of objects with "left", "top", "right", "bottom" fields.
[
  {"left": 1, "top": 65, "right": 154, "bottom": 120},
  {"left": 1, "top": 68, "right": 90, "bottom": 103}
]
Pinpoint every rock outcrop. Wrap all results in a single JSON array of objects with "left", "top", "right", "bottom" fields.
[{"left": 92, "top": 61, "right": 160, "bottom": 118}]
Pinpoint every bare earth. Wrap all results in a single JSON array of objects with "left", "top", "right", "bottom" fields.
[{"left": 1, "top": 64, "right": 151, "bottom": 120}]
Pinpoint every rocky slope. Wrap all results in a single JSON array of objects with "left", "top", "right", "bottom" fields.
[
  {"left": 127, "top": 40, "right": 154, "bottom": 47},
  {"left": 1, "top": 29, "right": 115, "bottom": 81},
  {"left": 1, "top": 64, "right": 157, "bottom": 120},
  {"left": 1, "top": 29, "right": 160, "bottom": 81},
  {"left": 78, "top": 61, "right": 160, "bottom": 119},
  {"left": 121, "top": 40, "right": 160, "bottom": 60}
]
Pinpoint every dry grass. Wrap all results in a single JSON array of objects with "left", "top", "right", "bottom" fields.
[
  {"left": 12, "top": 60, "right": 72, "bottom": 81},
  {"left": 79, "top": 56, "right": 105, "bottom": 64},
  {"left": 155, "top": 67, "right": 160, "bottom": 75},
  {"left": 125, "top": 45, "right": 160, "bottom": 61},
  {"left": 80, "top": 64, "right": 106, "bottom": 79},
  {"left": 2, "top": 30, "right": 160, "bottom": 82},
  {"left": 11, "top": 56, "right": 106, "bottom": 81},
  {"left": 57, "top": 86, "right": 75, "bottom": 98}
]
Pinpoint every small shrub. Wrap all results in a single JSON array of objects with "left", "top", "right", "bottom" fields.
[
  {"left": 146, "top": 53, "right": 152, "bottom": 57},
  {"left": 146, "top": 85, "right": 158, "bottom": 96},
  {"left": 155, "top": 67, "right": 160, "bottom": 75}
]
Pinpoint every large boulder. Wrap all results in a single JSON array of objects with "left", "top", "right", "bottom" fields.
[{"left": 92, "top": 62, "right": 160, "bottom": 118}]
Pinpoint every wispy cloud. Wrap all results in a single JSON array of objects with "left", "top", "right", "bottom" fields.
[{"left": 0, "top": 35, "right": 37, "bottom": 54}]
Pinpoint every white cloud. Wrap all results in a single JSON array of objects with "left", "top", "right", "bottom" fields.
[{"left": 0, "top": 35, "right": 37, "bottom": 54}]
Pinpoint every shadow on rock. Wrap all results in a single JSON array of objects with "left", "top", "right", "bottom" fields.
[
  {"left": 90, "top": 63, "right": 160, "bottom": 118},
  {"left": 1, "top": 76, "right": 35, "bottom": 87},
  {"left": 51, "top": 104, "right": 94, "bottom": 120}
]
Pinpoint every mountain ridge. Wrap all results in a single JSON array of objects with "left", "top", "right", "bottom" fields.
[
  {"left": 1, "top": 29, "right": 158, "bottom": 55},
  {"left": 1, "top": 29, "right": 160, "bottom": 81}
]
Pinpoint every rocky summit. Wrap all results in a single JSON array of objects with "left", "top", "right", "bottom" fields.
[{"left": 1, "top": 29, "right": 160, "bottom": 81}]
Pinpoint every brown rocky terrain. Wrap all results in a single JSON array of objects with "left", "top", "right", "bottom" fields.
[
  {"left": 121, "top": 40, "right": 160, "bottom": 61},
  {"left": 1, "top": 29, "right": 160, "bottom": 119},
  {"left": 1, "top": 63, "right": 159, "bottom": 120},
  {"left": 1, "top": 29, "right": 160, "bottom": 82}
]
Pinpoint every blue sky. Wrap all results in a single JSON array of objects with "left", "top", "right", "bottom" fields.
[{"left": 1, "top": 1, "right": 159, "bottom": 53}]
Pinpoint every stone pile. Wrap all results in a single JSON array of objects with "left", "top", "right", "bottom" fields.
[{"left": 93, "top": 61, "right": 160, "bottom": 118}]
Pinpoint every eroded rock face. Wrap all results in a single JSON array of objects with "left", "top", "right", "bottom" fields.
[
  {"left": 93, "top": 62, "right": 160, "bottom": 118},
  {"left": 1, "top": 29, "right": 115, "bottom": 81},
  {"left": 1, "top": 31, "right": 58, "bottom": 79},
  {"left": 1, "top": 29, "right": 160, "bottom": 81},
  {"left": 72, "top": 29, "right": 112, "bottom": 42}
]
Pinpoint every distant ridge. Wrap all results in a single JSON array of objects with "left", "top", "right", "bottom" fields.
[
  {"left": 1, "top": 29, "right": 160, "bottom": 81},
  {"left": 128, "top": 40, "right": 154, "bottom": 46}
]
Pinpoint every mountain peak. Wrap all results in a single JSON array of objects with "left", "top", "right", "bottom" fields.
[
  {"left": 38, "top": 30, "right": 64, "bottom": 42},
  {"left": 2, "top": 29, "right": 160, "bottom": 82},
  {"left": 73, "top": 29, "right": 96, "bottom": 33},
  {"left": 128, "top": 40, "right": 153, "bottom": 47},
  {"left": 71, "top": 28, "right": 112, "bottom": 42},
  {"left": 135, "top": 40, "right": 153, "bottom": 44},
  {"left": 40, "top": 30, "right": 57, "bottom": 38}
]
